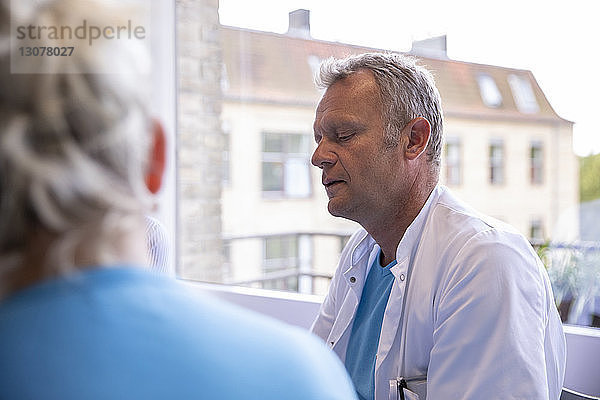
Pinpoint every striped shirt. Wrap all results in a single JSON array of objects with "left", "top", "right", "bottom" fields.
[{"left": 144, "top": 215, "right": 174, "bottom": 276}]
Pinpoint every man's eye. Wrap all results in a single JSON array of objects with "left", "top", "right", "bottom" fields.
[{"left": 338, "top": 133, "right": 354, "bottom": 141}]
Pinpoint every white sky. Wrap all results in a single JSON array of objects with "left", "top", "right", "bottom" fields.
[{"left": 219, "top": 0, "right": 600, "bottom": 156}]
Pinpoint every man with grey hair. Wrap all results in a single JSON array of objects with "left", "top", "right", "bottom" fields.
[
  {"left": 0, "top": 1, "right": 357, "bottom": 399},
  {"left": 310, "top": 52, "right": 566, "bottom": 400}
]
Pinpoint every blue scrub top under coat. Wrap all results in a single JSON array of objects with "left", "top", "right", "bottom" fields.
[{"left": 345, "top": 251, "right": 397, "bottom": 400}]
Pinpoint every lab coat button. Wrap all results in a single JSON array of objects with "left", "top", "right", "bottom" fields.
[
  {"left": 349, "top": 276, "right": 356, "bottom": 283},
  {"left": 399, "top": 273, "right": 405, "bottom": 281}
]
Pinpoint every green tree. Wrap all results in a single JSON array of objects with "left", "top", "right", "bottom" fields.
[{"left": 580, "top": 153, "right": 600, "bottom": 202}]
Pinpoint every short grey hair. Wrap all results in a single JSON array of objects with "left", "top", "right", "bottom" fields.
[
  {"left": 317, "top": 52, "right": 444, "bottom": 166},
  {"left": 0, "top": 0, "right": 152, "bottom": 292}
]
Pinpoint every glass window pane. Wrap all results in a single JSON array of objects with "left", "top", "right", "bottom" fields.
[
  {"left": 265, "top": 237, "right": 283, "bottom": 259},
  {"left": 444, "top": 139, "right": 461, "bottom": 186},
  {"left": 263, "top": 133, "right": 284, "bottom": 153},
  {"left": 176, "top": 2, "right": 599, "bottom": 329},
  {"left": 530, "top": 143, "right": 543, "bottom": 184},
  {"left": 262, "top": 162, "right": 283, "bottom": 191},
  {"left": 263, "top": 235, "right": 298, "bottom": 284},
  {"left": 529, "top": 219, "right": 544, "bottom": 241},
  {"left": 284, "top": 158, "right": 311, "bottom": 197},
  {"left": 489, "top": 142, "right": 504, "bottom": 185},
  {"left": 288, "top": 134, "right": 309, "bottom": 154},
  {"left": 477, "top": 73, "right": 502, "bottom": 108},
  {"left": 508, "top": 74, "right": 540, "bottom": 114}
]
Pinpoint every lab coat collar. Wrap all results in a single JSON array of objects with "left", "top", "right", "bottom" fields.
[
  {"left": 342, "top": 185, "right": 443, "bottom": 285},
  {"left": 393, "top": 185, "right": 443, "bottom": 270},
  {"left": 349, "top": 230, "right": 375, "bottom": 267},
  {"left": 341, "top": 232, "right": 376, "bottom": 295}
]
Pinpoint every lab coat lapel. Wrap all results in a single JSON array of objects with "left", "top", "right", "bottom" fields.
[
  {"left": 375, "top": 257, "right": 409, "bottom": 372},
  {"left": 376, "top": 187, "right": 441, "bottom": 372},
  {"left": 329, "top": 237, "right": 378, "bottom": 356}
]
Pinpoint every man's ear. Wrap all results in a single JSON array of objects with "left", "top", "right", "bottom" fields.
[
  {"left": 404, "top": 117, "right": 431, "bottom": 161},
  {"left": 145, "top": 119, "right": 166, "bottom": 194}
]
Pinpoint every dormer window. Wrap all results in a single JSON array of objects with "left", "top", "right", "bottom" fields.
[
  {"left": 508, "top": 74, "right": 539, "bottom": 114},
  {"left": 477, "top": 73, "right": 503, "bottom": 108}
]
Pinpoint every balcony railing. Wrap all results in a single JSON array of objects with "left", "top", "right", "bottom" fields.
[
  {"left": 223, "top": 233, "right": 600, "bottom": 328},
  {"left": 223, "top": 232, "right": 350, "bottom": 294}
]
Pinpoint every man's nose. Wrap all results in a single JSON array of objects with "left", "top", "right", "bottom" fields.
[{"left": 311, "top": 139, "right": 336, "bottom": 169}]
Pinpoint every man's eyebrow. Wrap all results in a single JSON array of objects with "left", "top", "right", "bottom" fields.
[{"left": 321, "top": 118, "right": 367, "bottom": 133}]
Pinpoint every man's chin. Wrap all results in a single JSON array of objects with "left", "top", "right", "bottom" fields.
[
  {"left": 327, "top": 200, "right": 349, "bottom": 219},
  {"left": 327, "top": 199, "right": 363, "bottom": 225}
]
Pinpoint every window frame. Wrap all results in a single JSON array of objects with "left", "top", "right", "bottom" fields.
[
  {"left": 530, "top": 140, "right": 544, "bottom": 185},
  {"left": 489, "top": 139, "right": 505, "bottom": 185},
  {"left": 261, "top": 131, "right": 313, "bottom": 199},
  {"left": 444, "top": 136, "right": 462, "bottom": 186}
]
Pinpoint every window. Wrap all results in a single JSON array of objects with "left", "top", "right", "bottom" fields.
[
  {"left": 489, "top": 140, "right": 504, "bottom": 185},
  {"left": 445, "top": 137, "right": 462, "bottom": 186},
  {"left": 262, "top": 132, "right": 312, "bottom": 198},
  {"left": 508, "top": 74, "right": 539, "bottom": 114},
  {"left": 529, "top": 218, "right": 544, "bottom": 242},
  {"left": 477, "top": 73, "right": 502, "bottom": 108},
  {"left": 530, "top": 141, "right": 543, "bottom": 185},
  {"left": 263, "top": 235, "right": 299, "bottom": 291}
]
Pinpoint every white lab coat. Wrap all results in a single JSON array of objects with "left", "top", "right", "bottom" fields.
[{"left": 311, "top": 186, "right": 566, "bottom": 400}]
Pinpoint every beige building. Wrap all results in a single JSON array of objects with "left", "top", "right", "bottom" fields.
[{"left": 217, "top": 10, "right": 577, "bottom": 294}]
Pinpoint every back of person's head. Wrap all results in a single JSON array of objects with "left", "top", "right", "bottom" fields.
[
  {"left": 0, "top": 0, "right": 153, "bottom": 296},
  {"left": 317, "top": 52, "right": 444, "bottom": 167}
]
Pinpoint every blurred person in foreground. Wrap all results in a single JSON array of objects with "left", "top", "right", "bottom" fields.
[
  {"left": 0, "top": 1, "right": 357, "bottom": 399},
  {"left": 310, "top": 53, "right": 566, "bottom": 400}
]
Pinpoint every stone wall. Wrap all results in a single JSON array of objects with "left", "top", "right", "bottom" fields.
[{"left": 176, "top": 0, "right": 224, "bottom": 281}]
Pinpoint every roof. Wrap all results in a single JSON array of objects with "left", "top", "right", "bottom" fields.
[{"left": 221, "top": 25, "right": 570, "bottom": 124}]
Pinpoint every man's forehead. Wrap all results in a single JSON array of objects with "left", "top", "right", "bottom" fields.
[
  {"left": 330, "top": 70, "right": 376, "bottom": 93},
  {"left": 316, "top": 70, "right": 380, "bottom": 116}
]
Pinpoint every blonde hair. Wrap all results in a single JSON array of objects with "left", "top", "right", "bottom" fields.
[{"left": 0, "top": 0, "right": 153, "bottom": 294}]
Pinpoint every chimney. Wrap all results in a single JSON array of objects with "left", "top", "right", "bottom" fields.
[
  {"left": 410, "top": 35, "right": 448, "bottom": 59},
  {"left": 287, "top": 9, "right": 311, "bottom": 38}
]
